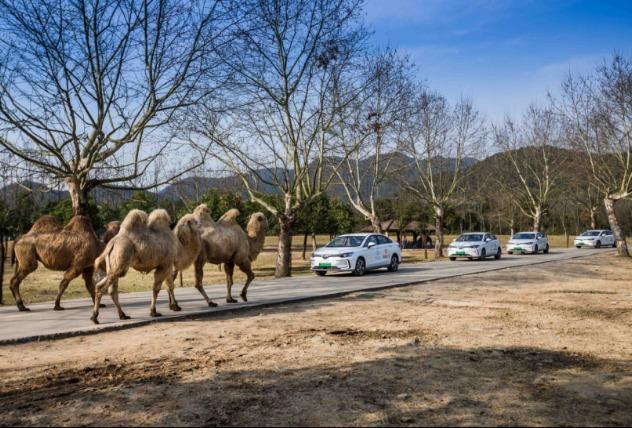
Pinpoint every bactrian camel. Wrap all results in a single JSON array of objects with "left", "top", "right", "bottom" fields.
[
  {"left": 10, "top": 215, "right": 120, "bottom": 311},
  {"left": 189, "top": 204, "right": 267, "bottom": 306},
  {"left": 91, "top": 209, "right": 201, "bottom": 324}
]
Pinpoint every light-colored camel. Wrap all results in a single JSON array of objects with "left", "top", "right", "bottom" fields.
[
  {"left": 91, "top": 209, "right": 201, "bottom": 324},
  {"left": 190, "top": 204, "right": 267, "bottom": 306},
  {"left": 10, "top": 215, "right": 119, "bottom": 311}
]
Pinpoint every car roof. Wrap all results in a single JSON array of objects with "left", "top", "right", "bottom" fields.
[
  {"left": 584, "top": 229, "right": 609, "bottom": 232},
  {"left": 459, "top": 232, "right": 489, "bottom": 235},
  {"left": 337, "top": 233, "right": 374, "bottom": 237},
  {"left": 514, "top": 231, "right": 538, "bottom": 234}
]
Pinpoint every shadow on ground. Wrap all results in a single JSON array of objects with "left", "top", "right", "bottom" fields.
[{"left": 1, "top": 342, "right": 630, "bottom": 426}]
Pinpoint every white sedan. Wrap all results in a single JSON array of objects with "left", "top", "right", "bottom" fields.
[
  {"left": 507, "top": 231, "right": 549, "bottom": 254},
  {"left": 447, "top": 232, "right": 502, "bottom": 261},
  {"left": 311, "top": 233, "right": 402, "bottom": 276},
  {"left": 574, "top": 229, "right": 616, "bottom": 248}
]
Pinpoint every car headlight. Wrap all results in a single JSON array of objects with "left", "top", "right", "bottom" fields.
[
  {"left": 466, "top": 245, "right": 480, "bottom": 249},
  {"left": 339, "top": 252, "right": 354, "bottom": 258},
  {"left": 313, "top": 252, "right": 322, "bottom": 257}
]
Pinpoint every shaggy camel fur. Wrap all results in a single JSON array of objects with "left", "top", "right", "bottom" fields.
[
  {"left": 91, "top": 209, "right": 201, "bottom": 324},
  {"left": 189, "top": 204, "right": 268, "bottom": 306},
  {"left": 10, "top": 215, "right": 110, "bottom": 311}
]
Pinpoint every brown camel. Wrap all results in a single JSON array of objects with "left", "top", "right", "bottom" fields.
[
  {"left": 190, "top": 204, "right": 267, "bottom": 306},
  {"left": 91, "top": 209, "right": 201, "bottom": 324},
  {"left": 9, "top": 215, "right": 119, "bottom": 311}
]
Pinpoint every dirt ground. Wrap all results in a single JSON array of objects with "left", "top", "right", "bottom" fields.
[{"left": 0, "top": 253, "right": 630, "bottom": 426}]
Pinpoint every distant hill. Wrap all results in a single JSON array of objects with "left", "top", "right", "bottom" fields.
[{"left": 0, "top": 153, "right": 479, "bottom": 208}]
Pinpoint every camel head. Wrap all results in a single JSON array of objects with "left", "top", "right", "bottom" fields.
[
  {"left": 193, "top": 204, "right": 214, "bottom": 225},
  {"left": 174, "top": 214, "right": 201, "bottom": 241},
  {"left": 147, "top": 209, "right": 172, "bottom": 231},
  {"left": 121, "top": 209, "right": 149, "bottom": 231},
  {"left": 101, "top": 221, "right": 121, "bottom": 244},
  {"left": 247, "top": 212, "right": 268, "bottom": 261},
  {"left": 247, "top": 212, "right": 268, "bottom": 236}
]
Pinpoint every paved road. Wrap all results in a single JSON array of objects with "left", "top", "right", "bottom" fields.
[{"left": 0, "top": 248, "right": 610, "bottom": 343}]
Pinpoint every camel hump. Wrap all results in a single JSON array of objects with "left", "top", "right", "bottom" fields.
[
  {"left": 148, "top": 209, "right": 171, "bottom": 231},
  {"left": 218, "top": 208, "right": 240, "bottom": 225},
  {"left": 121, "top": 209, "right": 149, "bottom": 231},
  {"left": 64, "top": 215, "right": 94, "bottom": 233},
  {"left": 29, "top": 215, "right": 61, "bottom": 234}
]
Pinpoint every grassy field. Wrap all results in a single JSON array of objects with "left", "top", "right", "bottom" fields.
[{"left": 0, "top": 233, "right": 608, "bottom": 306}]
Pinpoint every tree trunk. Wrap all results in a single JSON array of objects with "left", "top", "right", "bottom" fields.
[
  {"left": 275, "top": 216, "right": 294, "bottom": 277},
  {"left": 589, "top": 205, "right": 597, "bottom": 229},
  {"left": 301, "top": 231, "right": 308, "bottom": 260},
  {"left": 532, "top": 207, "right": 542, "bottom": 232},
  {"left": 66, "top": 178, "right": 90, "bottom": 216},
  {"left": 434, "top": 206, "right": 444, "bottom": 258},
  {"left": 0, "top": 236, "right": 4, "bottom": 305},
  {"left": 369, "top": 214, "right": 382, "bottom": 233},
  {"left": 311, "top": 233, "right": 317, "bottom": 251},
  {"left": 604, "top": 197, "right": 629, "bottom": 256}
]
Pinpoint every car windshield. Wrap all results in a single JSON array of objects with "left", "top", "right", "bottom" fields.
[
  {"left": 455, "top": 234, "right": 483, "bottom": 242},
  {"left": 326, "top": 236, "right": 364, "bottom": 248},
  {"left": 581, "top": 231, "right": 600, "bottom": 236},
  {"left": 513, "top": 233, "right": 535, "bottom": 240}
]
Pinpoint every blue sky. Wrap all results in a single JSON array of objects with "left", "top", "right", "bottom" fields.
[{"left": 364, "top": 0, "right": 632, "bottom": 122}]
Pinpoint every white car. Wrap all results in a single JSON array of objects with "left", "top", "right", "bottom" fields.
[
  {"left": 447, "top": 232, "right": 502, "bottom": 261},
  {"left": 311, "top": 233, "right": 402, "bottom": 276},
  {"left": 574, "top": 229, "right": 616, "bottom": 248},
  {"left": 507, "top": 231, "right": 549, "bottom": 254}
]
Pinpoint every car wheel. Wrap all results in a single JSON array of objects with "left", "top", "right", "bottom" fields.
[
  {"left": 353, "top": 258, "right": 366, "bottom": 276},
  {"left": 449, "top": 256, "right": 456, "bottom": 261},
  {"left": 544, "top": 244, "right": 549, "bottom": 254},
  {"left": 508, "top": 251, "right": 513, "bottom": 255},
  {"left": 534, "top": 244, "right": 539, "bottom": 254},
  {"left": 315, "top": 271, "right": 326, "bottom": 276},
  {"left": 478, "top": 248, "right": 486, "bottom": 261},
  {"left": 576, "top": 246, "right": 581, "bottom": 249},
  {"left": 387, "top": 254, "right": 399, "bottom": 272},
  {"left": 595, "top": 240, "right": 601, "bottom": 248},
  {"left": 494, "top": 248, "right": 501, "bottom": 260},
  {"left": 613, "top": 241, "right": 618, "bottom": 248}
]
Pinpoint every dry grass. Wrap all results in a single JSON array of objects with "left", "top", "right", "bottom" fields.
[{"left": 0, "top": 234, "right": 607, "bottom": 306}]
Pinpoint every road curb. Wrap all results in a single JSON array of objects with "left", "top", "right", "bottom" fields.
[{"left": 0, "top": 250, "right": 613, "bottom": 345}]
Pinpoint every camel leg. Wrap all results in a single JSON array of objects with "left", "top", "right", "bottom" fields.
[
  {"left": 165, "top": 267, "right": 181, "bottom": 312},
  {"left": 109, "top": 278, "right": 129, "bottom": 320},
  {"left": 91, "top": 275, "right": 111, "bottom": 324},
  {"left": 194, "top": 258, "right": 217, "bottom": 307},
  {"left": 54, "top": 268, "right": 82, "bottom": 310},
  {"left": 238, "top": 261, "right": 255, "bottom": 302},
  {"left": 150, "top": 267, "right": 169, "bottom": 317},
  {"left": 225, "top": 262, "right": 237, "bottom": 303},
  {"left": 9, "top": 258, "right": 37, "bottom": 312},
  {"left": 82, "top": 267, "right": 106, "bottom": 308}
]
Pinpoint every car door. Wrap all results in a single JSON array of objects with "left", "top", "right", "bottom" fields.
[
  {"left": 483, "top": 234, "right": 493, "bottom": 254},
  {"left": 377, "top": 235, "right": 392, "bottom": 265},
  {"left": 603, "top": 231, "right": 614, "bottom": 246},
  {"left": 537, "top": 232, "right": 546, "bottom": 250},
  {"left": 489, "top": 234, "right": 499, "bottom": 254},
  {"left": 364, "top": 235, "right": 380, "bottom": 267}
]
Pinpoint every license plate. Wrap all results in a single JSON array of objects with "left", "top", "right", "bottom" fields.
[
  {"left": 318, "top": 262, "right": 331, "bottom": 268},
  {"left": 456, "top": 251, "right": 466, "bottom": 256},
  {"left": 577, "top": 242, "right": 583, "bottom": 245},
  {"left": 514, "top": 247, "right": 523, "bottom": 251}
]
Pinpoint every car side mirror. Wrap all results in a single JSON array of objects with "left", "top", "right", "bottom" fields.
[{"left": 367, "top": 242, "right": 376, "bottom": 248}]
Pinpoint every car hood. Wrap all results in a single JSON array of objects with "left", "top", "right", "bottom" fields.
[
  {"left": 576, "top": 236, "right": 596, "bottom": 240},
  {"left": 313, "top": 246, "right": 362, "bottom": 257},
  {"left": 509, "top": 239, "right": 536, "bottom": 245},
  {"left": 450, "top": 241, "right": 482, "bottom": 248}
]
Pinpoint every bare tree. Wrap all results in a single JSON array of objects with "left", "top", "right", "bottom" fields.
[
  {"left": 0, "top": 0, "right": 229, "bottom": 215},
  {"left": 557, "top": 55, "right": 632, "bottom": 256},
  {"left": 332, "top": 49, "right": 415, "bottom": 233},
  {"left": 194, "top": 0, "right": 366, "bottom": 277},
  {"left": 402, "top": 90, "right": 486, "bottom": 258},
  {"left": 493, "top": 106, "right": 567, "bottom": 232}
]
